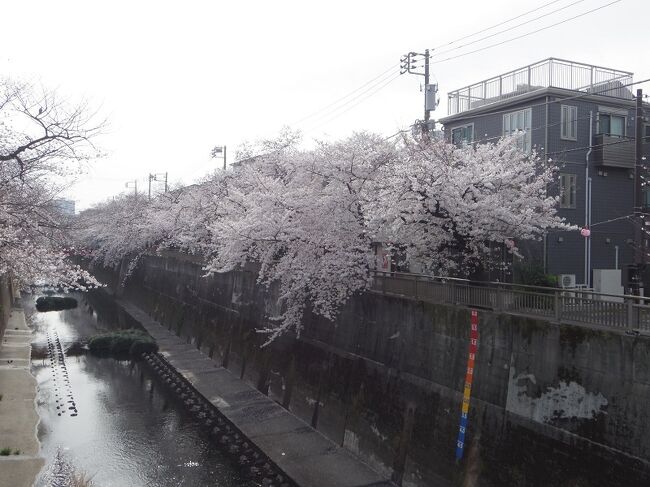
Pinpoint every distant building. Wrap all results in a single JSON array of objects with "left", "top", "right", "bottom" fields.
[
  {"left": 439, "top": 58, "right": 650, "bottom": 290},
  {"left": 52, "top": 199, "right": 76, "bottom": 217}
]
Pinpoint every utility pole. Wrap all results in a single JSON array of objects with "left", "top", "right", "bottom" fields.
[
  {"left": 423, "top": 48, "right": 430, "bottom": 126},
  {"left": 400, "top": 50, "right": 438, "bottom": 135},
  {"left": 633, "top": 88, "right": 645, "bottom": 296}
]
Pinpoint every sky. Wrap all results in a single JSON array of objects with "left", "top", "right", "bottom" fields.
[{"left": 1, "top": 0, "right": 647, "bottom": 209}]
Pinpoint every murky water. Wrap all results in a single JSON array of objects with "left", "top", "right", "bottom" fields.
[{"left": 27, "top": 291, "right": 248, "bottom": 487}]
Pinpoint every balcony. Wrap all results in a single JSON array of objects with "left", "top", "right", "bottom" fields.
[
  {"left": 447, "top": 58, "right": 634, "bottom": 116},
  {"left": 593, "top": 134, "right": 634, "bottom": 168}
]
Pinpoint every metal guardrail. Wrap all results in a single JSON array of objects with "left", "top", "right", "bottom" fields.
[
  {"left": 447, "top": 58, "right": 634, "bottom": 116},
  {"left": 370, "top": 271, "right": 650, "bottom": 332}
]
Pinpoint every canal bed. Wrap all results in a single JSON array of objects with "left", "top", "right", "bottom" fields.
[{"left": 26, "top": 291, "right": 249, "bottom": 487}]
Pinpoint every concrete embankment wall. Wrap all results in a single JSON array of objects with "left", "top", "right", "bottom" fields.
[{"left": 90, "top": 253, "right": 650, "bottom": 487}]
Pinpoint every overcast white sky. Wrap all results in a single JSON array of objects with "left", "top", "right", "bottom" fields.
[{"left": 1, "top": 0, "right": 647, "bottom": 209}]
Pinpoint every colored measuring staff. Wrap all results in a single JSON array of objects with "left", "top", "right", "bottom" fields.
[{"left": 455, "top": 309, "right": 479, "bottom": 461}]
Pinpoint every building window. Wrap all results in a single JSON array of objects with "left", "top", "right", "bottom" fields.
[
  {"left": 451, "top": 124, "right": 473, "bottom": 146},
  {"left": 561, "top": 105, "right": 577, "bottom": 140},
  {"left": 503, "top": 108, "right": 532, "bottom": 153},
  {"left": 559, "top": 173, "right": 577, "bottom": 209},
  {"left": 644, "top": 124, "right": 650, "bottom": 143},
  {"left": 598, "top": 113, "right": 626, "bottom": 137}
]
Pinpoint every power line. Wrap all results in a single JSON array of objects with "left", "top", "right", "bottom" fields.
[
  {"left": 546, "top": 137, "right": 637, "bottom": 156},
  {"left": 430, "top": 0, "right": 587, "bottom": 59},
  {"left": 291, "top": 0, "right": 623, "bottom": 138},
  {"left": 300, "top": 70, "right": 399, "bottom": 129},
  {"left": 430, "top": 0, "right": 623, "bottom": 66},
  {"left": 304, "top": 73, "right": 403, "bottom": 133},
  {"left": 292, "top": 64, "right": 398, "bottom": 126},
  {"left": 303, "top": 0, "right": 624, "bottom": 134},
  {"left": 430, "top": 0, "right": 566, "bottom": 50}
]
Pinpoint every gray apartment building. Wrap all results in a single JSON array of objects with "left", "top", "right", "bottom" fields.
[{"left": 439, "top": 58, "right": 650, "bottom": 291}]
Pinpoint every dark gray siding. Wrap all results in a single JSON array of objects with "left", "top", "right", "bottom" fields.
[{"left": 443, "top": 94, "right": 645, "bottom": 286}]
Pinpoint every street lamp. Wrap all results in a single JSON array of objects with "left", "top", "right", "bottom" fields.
[
  {"left": 211, "top": 145, "right": 227, "bottom": 170},
  {"left": 125, "top": 179, "right": 137, "bottom": 196}
]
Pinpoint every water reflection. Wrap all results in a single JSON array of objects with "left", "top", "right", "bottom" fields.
[{"left": 27, "top": 292, "right": 247, "bottom": 487}]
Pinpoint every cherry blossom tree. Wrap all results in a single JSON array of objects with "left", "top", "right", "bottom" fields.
[
  {"left": 0, "top": 78, "right": 103, "bottom": 290},
  {"left": 369, "top": 134, "right": 569, "bottom": 276},
  {"left": 204, "top": 131, "right": 396, "bottom": 342},
  {"left": 75, "top": 130, "right": 568, "bottom": 342}
]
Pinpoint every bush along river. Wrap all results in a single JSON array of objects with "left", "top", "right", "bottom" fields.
[{"left": 27, "top": 290, "right": 251, "bottom": 487}]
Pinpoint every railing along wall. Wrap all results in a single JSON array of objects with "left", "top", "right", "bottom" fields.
[
  {"left": 447, "top": 58, "right": 634, "bottom": 115},
  {"left": 370, "top": 271, "right": 650, "bottom": 332}
]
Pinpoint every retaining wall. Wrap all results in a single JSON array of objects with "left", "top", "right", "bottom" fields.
[{"left": 90, "top": 253, "right": 650, "bottom": 486}]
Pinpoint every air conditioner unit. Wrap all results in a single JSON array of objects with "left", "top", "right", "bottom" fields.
[{"left": 559, "top": 274, "right": 576, "bottom": 289}]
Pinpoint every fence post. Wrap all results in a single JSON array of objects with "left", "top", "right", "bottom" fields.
[
  {"left": 626, "top": 298, "right": 634, "bottom": 329},
  {"left": 554, "top": 291, "right": 561, "bottom": 322},
  {"left": 495, "top": 285, "right": 502, "bottom": 312},
  {"left": 450, "top": 281, "right": 456, "bottom": 304}
]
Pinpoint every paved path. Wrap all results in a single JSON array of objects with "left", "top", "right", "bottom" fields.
[
  {"left": 118, "top": 299, "right": 393, "bottom": 487},
  {"left": 0, "top": 306, "right": 44, "bottom": 487}
]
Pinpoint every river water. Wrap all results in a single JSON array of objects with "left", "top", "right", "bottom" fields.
[{"left": 26, "top": 291, "right": 248, "bottom": 487}]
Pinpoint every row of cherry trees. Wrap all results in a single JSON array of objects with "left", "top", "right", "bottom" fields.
[
  {"left": 77, "top": 130, "right": 568, "bottom": 342},
  {"left": 0, "top": 78, "right": 102, "bottom": 291}
]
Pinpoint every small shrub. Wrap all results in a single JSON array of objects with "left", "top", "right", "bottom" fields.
[
  {"left": 13, "top": 449, "right": 20, "bottom": 455},
  {"left": 0, "top": 448, "right": 12, "bottom": 456},
  {"left": 35, "top": 296, "right": 78, "bottom": 312},
  {"left": 515, "top": 262, "right": 558, "bottom": 288},
  {"left": 129, "top": 340, "right": 158, "bottom": 356},
  {"left": 88, "top": 329, "right": 157, "bottom": 357}
]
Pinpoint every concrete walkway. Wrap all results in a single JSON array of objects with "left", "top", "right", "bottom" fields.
[
  {"left": 0, "top": 307, "right": 44, "bottom": 487},
  {"left": 118, "top": 299, "right": 393, "bottom": 487}
]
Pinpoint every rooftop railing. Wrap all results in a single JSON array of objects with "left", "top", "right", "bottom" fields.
[
  {"left": 371, "top": 271, "right": 650, "bottom": 333},
  {"left": 447, "top": 58, "right": 634, "bottom": 116}
]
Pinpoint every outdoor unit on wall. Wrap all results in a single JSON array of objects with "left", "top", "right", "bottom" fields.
[{"left": 559, "top": 274, "right": 576, "bottom": 288}]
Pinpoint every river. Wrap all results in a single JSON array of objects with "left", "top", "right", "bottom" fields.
[{"left": 26, "top": 291, "right": 249, "bottom": 487}]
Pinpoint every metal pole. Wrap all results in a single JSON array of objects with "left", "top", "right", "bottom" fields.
[
  {"left": 634, "top": 89, "right": 645, "bottom": 295},
  {"left": 164, "top": 172, "right": 168, "bottom": 193},
  {"left": 223, "top": 146, "right": 227, "bottom": 170},
  {"left": 424, "top": 49, "right": 430, "bottom": 123},
  {"left": 148, "top": 174, "right": 152, "bottom": 201},
  {"left": 585, "top": 111, "right": 593, "bottom": 287}
]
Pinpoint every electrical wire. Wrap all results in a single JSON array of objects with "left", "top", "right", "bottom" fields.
[
  {"left": 301, "top": 0, "right": 625, "bottom": 135},
  {"left": 291, "top": 64, "right": 398, "bottom": 126},
  {"left": 300, "top": 70, "right": 400, "bottom": 128},
  {"left": 430, "top": 0, "right": 566, "bottom": 50},
  {"left": 288, "top": 0, "right": 623, "bottom": 140},
  {"left": 590, "top": 214, "right": 633, "bottom": 227},
  {"left": 546, "top": 137, "right": 638, "bottom": 156},
  {"left": 430, "top": 0, "right": 587, "bottom": 59},
  {"left": 304, "top": 73, "right": 403, "bottom": 133},
  {"left": 430, "top": 0, "right": 623, "bottom": 66}
]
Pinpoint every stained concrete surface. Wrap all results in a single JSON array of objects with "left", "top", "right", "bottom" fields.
[
  {"left": 0, "top": 307, "right": 44, "bottom": 487},
  {"left": 119, "top": 299, "right": 393, "bottom": 487}
]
